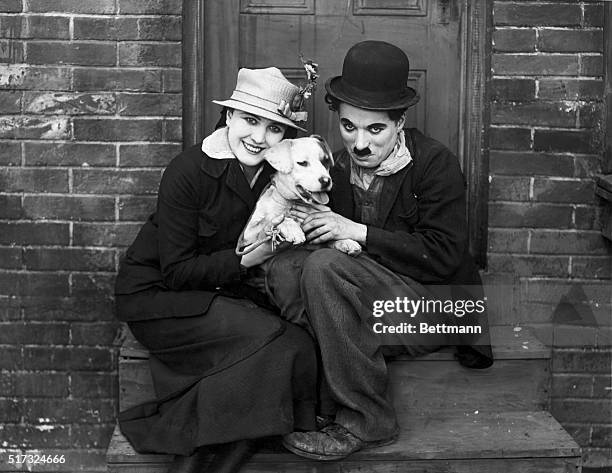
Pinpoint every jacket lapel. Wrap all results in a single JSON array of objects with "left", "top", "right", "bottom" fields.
[
  {"left": 226, "top": 160, "right": 256, "bottom": 208},
  {"left": 226, "top": 161, "right": 277, "bottom": 209},
  {"left": 378, "top": 161, "right": 413, "bottom": 226},
  {"left": 200, "top": 155, "right": 256, "bottom": 208},
  {"left": 378, "top": 129, "right": 415, "bottom": 226},
  {"left": 252, "top": 162, "right": 275, "bottom": 198}
]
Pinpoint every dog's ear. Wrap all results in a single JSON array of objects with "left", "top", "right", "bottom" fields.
[
  {"left": 311, "top": 134, "right": 334, "bottom": 168},
  {"left": 263, "top": 140, "right": 294, "bottom": 173}
]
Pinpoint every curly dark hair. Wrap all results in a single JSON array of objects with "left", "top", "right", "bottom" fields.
[{"left": 324, "top": 94, "right": 407, "bottom": 123}]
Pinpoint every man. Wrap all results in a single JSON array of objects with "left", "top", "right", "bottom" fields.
[{"left": 268, "top": 40, "right": 493, "bottom": 461}]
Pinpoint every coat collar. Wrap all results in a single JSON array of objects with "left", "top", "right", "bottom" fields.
[{"left": 200, "top": 135, "right": 275, "bottom": 208}]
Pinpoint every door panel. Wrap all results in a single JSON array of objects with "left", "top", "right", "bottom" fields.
[
  {"left": 352, "top": 1, "right": 427, "bottom": 17},
  {"left": 240, "top": 0, "right": 315, "bottom": 15},
  {"left": 204, "top": 0, "right": 461, "bottom": 154}
]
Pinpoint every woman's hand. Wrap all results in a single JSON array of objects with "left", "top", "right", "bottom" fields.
[
  {"left": 240, "top": 214, "right": 287, "bottom": 268},
  {"left": 290, "top": 203, "right": 367, "bottom": 245},
  {"left": 240, "top": 241, "right": 276, "bottom": 268}
]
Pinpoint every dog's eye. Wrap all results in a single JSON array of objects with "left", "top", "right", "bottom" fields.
[{"left": 297, "top": 161, "right": 309, "bottom": 167}]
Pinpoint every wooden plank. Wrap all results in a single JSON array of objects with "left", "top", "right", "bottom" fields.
[
  {"left": 109, "top": 466, "right": 168, "bottom": 473},
  {"left": 109, "top": 457, "right": 581, "bottom": 473},
  {"left": 239, "top": 458, "right": 582, "bottom": 473},
  {"left": 108, "top": 411, "right": 580, "bottom": 464},
  {"left": 481, "top": 272, "right": 520, "bottom": 325},
  {"left": 108, "top": 425, "right": 174, "bottom": 463},
  {"left": 240, "top": 0, "right": 315, "bottom": 15},
  {"left": 181, "top": 0, "right": 205, "bottom": 148},
  {"left": 390, "top": 359, "right": 549, "bottom": 419},
  {"left": 120, "top": 325, "right": 550, "bottom": 361},
  {"left": 460, "top": 0, "right": 490, "bottom": 268},
  {"left": 604, "top": 2, "right": 612, "bottom": 174},
  {"left": 119, "top": 357, "right": 549, "bottom": 414},
  {"left": 119, "top": 359, "right": 156, "bottom": 410},
  {"left": 202, "top": 0, "right": 240, "bottom": 135},
  {"left": 353, "top": 0, "right": 428, "bottom": 17}
]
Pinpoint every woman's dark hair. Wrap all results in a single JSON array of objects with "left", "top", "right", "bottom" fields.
[
  {"left": 324, "top": 94, "right": 407, "bottom": 123},
  {"left": 214, "top": 107, "right": 298, "bottom": 139}
]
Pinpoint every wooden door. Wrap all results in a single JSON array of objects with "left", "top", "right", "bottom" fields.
[
  {"left": 202, "top": 0, "right": 462, "bottom": 154},
  {"left": 186, "top": 0, "right": 489, "bottom": 266}
]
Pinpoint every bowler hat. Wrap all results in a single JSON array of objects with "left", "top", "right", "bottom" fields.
[
  {"left": 325, "top": 41, "right": 419, "bottom": 110},
  {"left": 213, "top": 67, "right": 307, "bottom": 132}
]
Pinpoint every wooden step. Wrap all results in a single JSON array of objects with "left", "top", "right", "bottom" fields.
[
  {"left": 119, "top": 325, "right": 551, "bottom": 414},
  {"left": 110, "top": 325, "right": 580, "bottom": 472},
  {"left": 119, "top": 324, "right": 550, "bottom": 361},
  {"left": 107, "top": 411, "right": 581, "bottom": 473},
  {"left": 119, "top": 357, "right": 550, "bottom": 416}
]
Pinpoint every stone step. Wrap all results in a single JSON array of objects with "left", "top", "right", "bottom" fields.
[
  {"left": 106, "top": 411, "right": 581, "bottom": 473},
  {"left": 118, "top": 325, "right": 551, "bottom": 414}
]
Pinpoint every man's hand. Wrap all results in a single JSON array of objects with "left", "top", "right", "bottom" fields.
[
  {"left": 290, "top": 203, "right": 367, "bottom": 245},
  {"left": 289, "top": 202, "right": 330, "bottom": 224}
]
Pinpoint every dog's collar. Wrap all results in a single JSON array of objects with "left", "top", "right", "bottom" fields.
[{"left": 201, "top": 127, "right": 235, "bottom": 160}]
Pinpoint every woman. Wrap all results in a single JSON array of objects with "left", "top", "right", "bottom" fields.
[{"left": 114, "top": 67, "right": 317, "bottom": 473}]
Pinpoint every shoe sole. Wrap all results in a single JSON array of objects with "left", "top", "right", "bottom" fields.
[{"left": 282, "top": 435, "right": 398, "bottom": 461}]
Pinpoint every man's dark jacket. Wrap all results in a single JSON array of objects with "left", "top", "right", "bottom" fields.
[{"left": 329, "top": 128, "right": 493, "bottom": 367}]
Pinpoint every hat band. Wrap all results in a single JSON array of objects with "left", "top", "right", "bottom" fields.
[
  {"left": 226, "top": 97, "right": 285, "bottom": 120},
  {"left": 339, "top": 79, "right": 411, "bottom": 106},
  {"left": 232, "top": 89, "right": 281, "bottom": 108}
]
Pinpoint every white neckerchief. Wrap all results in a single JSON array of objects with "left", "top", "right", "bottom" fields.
[
  {"left": 350, "top": 131, "right": 412, "bottom": 190},
  {"left": 201, "top": 126, "right": 263, "bottom": 188}
]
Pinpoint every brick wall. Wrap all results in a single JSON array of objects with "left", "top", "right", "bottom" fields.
[
  {"left": 488, "top": 1, "right": 611, "bottom": 468},
  {"left": 0, "top": 1, "right": 182, "bottom": 470}
]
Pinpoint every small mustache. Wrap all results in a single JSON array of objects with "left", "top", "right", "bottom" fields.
[{"left": 353, "top": 147, "right": 371, "bottom": 157}]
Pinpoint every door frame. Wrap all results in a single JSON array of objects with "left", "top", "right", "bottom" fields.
[
  {"left": 181, "top": 0, "right": 490, "bottom": 266},
  {"left": 605, "top": 2, "right": 611, "bottom": 175}
]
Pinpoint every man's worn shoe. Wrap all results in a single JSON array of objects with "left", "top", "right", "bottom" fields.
[
  {"left": 282, "top": 423, "right": 398, "bottom": 461},
  {"left": 315, "top": 415, "right": 335, "bottom": 430}
]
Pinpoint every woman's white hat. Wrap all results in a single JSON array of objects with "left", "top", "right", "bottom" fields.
[{"left": 213, "top": 67, "right": 307, "bottom": 132}]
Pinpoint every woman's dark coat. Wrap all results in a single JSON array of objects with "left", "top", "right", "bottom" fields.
[
  {"left": 115, "top": 143, "right": 276, "bottom": 320},
  {"left": 114, "top": 144, "right": 317, "bottom": 454}
]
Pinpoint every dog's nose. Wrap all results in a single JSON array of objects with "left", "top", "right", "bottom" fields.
[{"left": 319, "top": 176, "right": 331, "bottom": 188}]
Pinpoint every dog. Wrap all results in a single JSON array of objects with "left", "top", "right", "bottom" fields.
[{"left": 236, "top": 135, "right": 361, "bottom": 257}]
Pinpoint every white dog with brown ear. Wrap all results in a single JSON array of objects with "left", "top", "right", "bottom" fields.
[{"left": 236, "top": 135, "right": 361, "bottom": 257}]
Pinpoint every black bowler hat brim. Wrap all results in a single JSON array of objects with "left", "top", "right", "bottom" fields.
[{"left": 325, "top": 75, "right": 420, "bottom": 111}]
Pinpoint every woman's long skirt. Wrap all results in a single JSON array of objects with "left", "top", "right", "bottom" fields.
[{"left": 117, "top": 293, "right": 317, "bottom": 456}]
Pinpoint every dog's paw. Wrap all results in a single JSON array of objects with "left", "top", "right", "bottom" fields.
[
  {"left": 332, "top": 239, "right": 362, "bottom": 256},
  {"left": 277, "top": 219, "right": 306, "bottom": 245}
]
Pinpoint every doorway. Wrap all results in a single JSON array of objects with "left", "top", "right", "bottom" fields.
[{"left": 182, "top": 0, "right": 489, "bottom": 265}]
